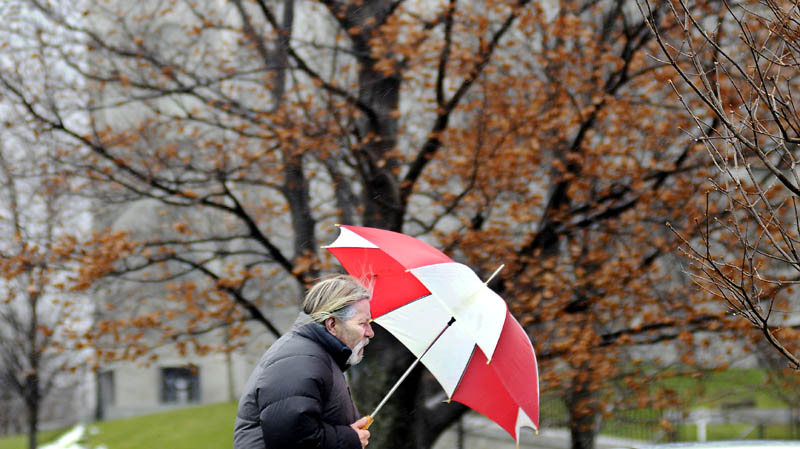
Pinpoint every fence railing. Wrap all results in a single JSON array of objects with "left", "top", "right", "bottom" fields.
[{"left": 539, "top": 396, "right": 800, "bottom": 443}]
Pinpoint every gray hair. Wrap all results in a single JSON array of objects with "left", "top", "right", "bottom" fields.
[{"left": 303, "top": 274, "right": 371, "bottom": 323}]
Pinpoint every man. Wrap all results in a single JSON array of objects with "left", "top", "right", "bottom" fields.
[{"left": 234, "top": 275, "right": 375, "bottom": 449}]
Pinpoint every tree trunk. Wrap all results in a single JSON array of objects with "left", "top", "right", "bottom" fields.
[
  {"left": 356, "top": 64, "right": 402, "bottom": 230},
  {"left": 569, "top": 412, "right": 597, "bottom": 449},
  {"left": 346, "top": 12, "right": 420, "bottom": 447},
  {"left": 26, "top": 287, "right": 41, "bottom": 449},
  {"left": 566, "top": 374, "right": 599, "bottom": 449},
  {"left": 25, "top": 374, "right": 39, "bottom": 449},
  {"left": 283, "top": 150, "right": 318, "bottom": 279},
  {"left": 26, "top": 406, "right": 38, "bottom": 449}
]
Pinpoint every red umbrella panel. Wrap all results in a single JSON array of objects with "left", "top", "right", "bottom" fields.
[
  {"left": 323, "top": 224, "right": 452, "bottom": 318},
  {"left": 325, "top": 225, "right": 539, "bottom": 442}
]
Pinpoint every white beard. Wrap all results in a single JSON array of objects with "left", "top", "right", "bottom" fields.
[{"left": 347, "top": 339, "right": 369, "bottom": 366}]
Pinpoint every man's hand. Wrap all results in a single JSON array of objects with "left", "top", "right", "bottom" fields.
[{"left": 350, "top": 417, "right": 371, "bottom": 448}]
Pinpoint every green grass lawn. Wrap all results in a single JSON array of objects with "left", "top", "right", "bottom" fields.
[
  {"left": 661, "top": 368, "right": 785, "bottom": 408},
  {"left": 0, "top": 428, "right": 71, "bottom": 449},
  {"left": 86, "top": 402, "right": 237, "bottom": 449},
  {"left": 0, "top": 402, "right": 238, "bottom": 449}
]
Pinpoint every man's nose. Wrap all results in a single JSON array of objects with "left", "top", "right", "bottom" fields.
[{"left": 365, "top": 322, "right": 375, "bottom": 338}]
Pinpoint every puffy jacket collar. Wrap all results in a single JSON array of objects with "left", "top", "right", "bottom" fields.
[{"left": 296, "top": 321, "right": 353, "bottom": 371}]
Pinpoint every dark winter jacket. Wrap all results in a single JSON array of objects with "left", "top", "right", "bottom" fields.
[{"left": 233, "top": 316, "right": 361, "bottom": 449}]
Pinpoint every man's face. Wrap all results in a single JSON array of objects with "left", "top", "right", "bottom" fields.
[{"left": 329, "top": 299, "right": 374, "bottom": 365}]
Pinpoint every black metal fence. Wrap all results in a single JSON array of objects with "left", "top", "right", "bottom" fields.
[{"left": 539, "top": 396, "right": 800, "bottom": 443}]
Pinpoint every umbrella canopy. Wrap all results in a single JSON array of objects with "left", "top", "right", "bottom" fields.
[{"left": 325, "top": 225, "right": 539, "bottom": 442}]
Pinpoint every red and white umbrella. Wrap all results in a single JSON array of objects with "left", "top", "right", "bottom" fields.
[{"left": 325, "top": 225, "right": 539, "bottom": 442}]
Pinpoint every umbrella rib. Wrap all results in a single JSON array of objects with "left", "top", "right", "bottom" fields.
[
  {"left": 450, "top": 344, "right": 478, "bottom": 403},
  {"left": 368, "top": 316, "right": 456, "bottom": 420}
]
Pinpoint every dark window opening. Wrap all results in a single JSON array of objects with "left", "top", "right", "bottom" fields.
[{"left": 160, "top": 366, "right": 200, "bottom": 404}]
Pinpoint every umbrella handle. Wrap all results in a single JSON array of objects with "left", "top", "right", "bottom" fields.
[{"left": 361, "top": 415, "right": 374, "bottom": 430}]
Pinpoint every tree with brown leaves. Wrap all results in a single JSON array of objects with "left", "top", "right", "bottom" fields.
[{"left": 0, "top": 116, "right": 96, "bottom": 449}]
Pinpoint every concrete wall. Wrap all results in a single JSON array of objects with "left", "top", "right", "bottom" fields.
[{"left": 98, "top": 305, "right": 298, "bottom": 420}]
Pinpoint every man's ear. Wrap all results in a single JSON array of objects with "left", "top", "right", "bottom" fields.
[{"left": 324, "top": 317, "right": 337, "bottom": 335}]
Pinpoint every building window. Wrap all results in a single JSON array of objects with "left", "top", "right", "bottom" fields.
[
  {"left": 98, "top": 370, "right": 115, "bottom": 406},
  {"left": 160, "top": 366, "right": 200, "bottom": 404}
]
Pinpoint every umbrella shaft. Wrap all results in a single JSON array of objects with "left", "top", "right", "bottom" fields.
[
  {"left": 369, "top": 317, "right": 456, "bottom": 419},
  {"left": 369, "top": 356, "right": 421, "bottom": 418}
]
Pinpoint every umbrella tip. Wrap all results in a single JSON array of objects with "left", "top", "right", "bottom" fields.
[{"left": 485, "top": 264, "right": 505, "bottom": 285}]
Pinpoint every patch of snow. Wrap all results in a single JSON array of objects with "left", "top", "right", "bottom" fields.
[{"left": 38, "top": 424, "right": 86, "bottom": 449}]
